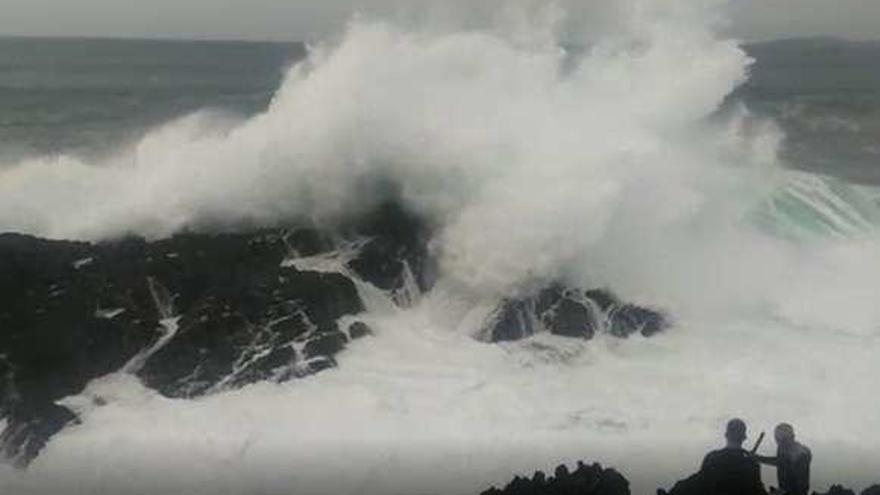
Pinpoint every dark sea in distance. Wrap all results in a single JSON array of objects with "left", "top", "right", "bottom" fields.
[{"left": 0, "top": 36, "right": 878, "bottom": 185}]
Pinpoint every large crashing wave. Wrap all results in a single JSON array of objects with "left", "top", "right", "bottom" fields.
[
  {"left": 0, "top": 2, "right": 753, "bottom": 288},
  {"left": 2, "top": 5, "right": 878, "bottom": 327}
]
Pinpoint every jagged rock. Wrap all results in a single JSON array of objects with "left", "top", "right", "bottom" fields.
[
  {"left": 138, "top": 265, "right": 363, "bottom": 397},
  {"left": 347, "top": 321, "right": 373, "bottom": 339},
  {"left": 487, "top": 299, "right": 539, "bottom": 342},
  {"left": 583, "top": 289, "right": 618, "bottom": 312},
  {"left": 302, "top": 331, "right": 349, "bottom": 360},
  {"left": 0, "top": 233, "right": 160, "bottom": 465},
  {"left": 482, "top": 285, "right": 668, "bottom": 342},
  {"left": 0, "top": 402, "right": 78, "bottom": 467},
  {"left": 537, "top": 286, "right": 597, "bottom": 339},
  {"left": 480, "top": 460, "right": 630, "bottom": 495},
  {"left": 817, "top": 486, "right": 858, "bottom": 495},
  {"left": 346, "top": 201, "right": 436, "bottom": 295},
  {"left": 584, "top": 289, "right": 668, "bottom": 338},
  {"left": 607, "top": 303, "right": 666, "bottom": 338},
  {"left": 0, "top": 227, "right": 367, "bottom": 463},
  {"left": 300, "top": 356, "right": 337, "bottom": 375},
  {"left": 0, "top": 199, "right": 435, "bottom": 465},
  {"left": 861, "top": 485, "right": 880, "bottom": 495},
  {"left": 0, "top": 200, "right": 673, "bottom": 469}
]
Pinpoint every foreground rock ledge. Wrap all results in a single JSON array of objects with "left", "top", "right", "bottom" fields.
[
  {"left": 481, "top": 461, "right": 880, "bottom": 495},
  {"left": 481, "top": 461, "right": 629, "bottom": 495}
]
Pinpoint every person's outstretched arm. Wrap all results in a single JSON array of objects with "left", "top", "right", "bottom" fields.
[{"left": 752, "top": 454, "right": 778, "bottom": 466}]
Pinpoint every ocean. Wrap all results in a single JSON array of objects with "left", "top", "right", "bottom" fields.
[
  {"left": 0, "top": 21, "right": 879, "bottom": 495},
  {"left": 2, "top": 36, "right": 879, "bottom": 185}
]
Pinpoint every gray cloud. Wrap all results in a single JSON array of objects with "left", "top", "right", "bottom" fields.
[{"left": 0, "top": 0, "right": 878, "bottom": 42}]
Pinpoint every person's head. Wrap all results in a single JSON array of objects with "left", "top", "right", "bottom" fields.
[
  {"left": 725, "top": 418, "right": 748, "bottom": 447},
  {"left": 774, "top": 423, "right": 796, "bottom": 447}
]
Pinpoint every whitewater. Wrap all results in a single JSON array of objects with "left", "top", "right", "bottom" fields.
[{"left": 2, "top": 1, "right": 880, "bottom": 494}]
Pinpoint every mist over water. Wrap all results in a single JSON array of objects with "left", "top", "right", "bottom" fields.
[{"left": 1, "top": 2, "right": 880, "bottom": 494}]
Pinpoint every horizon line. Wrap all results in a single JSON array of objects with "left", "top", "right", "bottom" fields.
[{"left": 0, "top": 31, "right": 877, "bottom": 47}]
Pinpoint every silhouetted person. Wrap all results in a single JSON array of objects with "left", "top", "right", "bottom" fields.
[
  {"left": 699, "top": 418, "right": 768, "bottom": 495},
  {"left": 754, "top": 423, "right": 812, "bottom": 495}
]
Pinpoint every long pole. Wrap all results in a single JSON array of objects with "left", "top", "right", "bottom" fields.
[{"left": 751, "top": 432, "right": 766, "bottom": 454}]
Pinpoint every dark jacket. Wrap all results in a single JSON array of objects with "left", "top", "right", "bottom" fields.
[
  {"left": 701, "top": 447, "right": 768, "bottom": 495},
  {"left": 755, "top": 442, "right": 812, "bottom": 495}
]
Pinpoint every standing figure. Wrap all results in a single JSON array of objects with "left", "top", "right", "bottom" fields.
[
  {"left": 700, "top": 418, "right": 769, "bottom": 495},
  {"left": 659, "top": 418, "right": 768, "bottom": 495},
  {"left": 754, "top": 423, "right": 812, "bottom": 495}
]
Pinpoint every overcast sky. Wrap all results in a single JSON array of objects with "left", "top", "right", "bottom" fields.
[{"left": 1, "top": 0, "right": 879, "bottom": 42}]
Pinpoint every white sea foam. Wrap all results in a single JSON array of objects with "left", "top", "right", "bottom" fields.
[{"left": 1, "top": 285, "right": 878, "bottom": 495}]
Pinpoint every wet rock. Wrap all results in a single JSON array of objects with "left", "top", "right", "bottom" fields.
[
  {"left": 541, "top": 291, "right": 597, "bottom": 339},
  {"left": 0, "top": 401, "right": 78, "bottom": 467},
  {"left": 0, "top": 233, "right": 159, "bottom": 464},
  {"left": 0, "top": 228, "right": 366, "bottom": 463},
  {"left": 606, "top": 303, "right": 667, "bottom": 338},
  {"left": 300, "top": 356, "right": 337, "bottom": 375},
  {"left": 481, "top": 285, "right": 668, "bottom": 342},
  {"left": 1, "top": 199, "right": 435, "bottom": 465},
  {"left": 583, "top": 289, "right": 618, "bottom": 312},
  {"left": 346, "top": 201, "right": 436, "bottom": 295},
  {"left": 486, "top": 299, "right": 540, "bottom": 342},
  {"left": 302, "top": 331, "right": 349, "bottom": 360},
  {"left": 137, "top": 263, "right": 363, "bottom": 398},
  {"left": 347, "top": 321, "right": 373, "bottom": 339}
]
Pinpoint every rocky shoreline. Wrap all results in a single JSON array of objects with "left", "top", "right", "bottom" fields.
[
  {"left": 1, "top": 202, "right": 669, "bottom": 466},
  {"left": 481, "top": 461, "right": 880, "bottom": 495}
]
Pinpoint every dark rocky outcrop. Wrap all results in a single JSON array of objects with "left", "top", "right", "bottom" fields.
[
  {"left": 0, "top": 201, "right": 435, "bottom": 466},
  {"left": 0, "top": 234, "right": 160, "bottom": 465},
  {"left": 345, "top": 201, "right": 437, "bottom": 299},
  {"left": 480, "top": 460, "right": 630, "bottom": 495},
  {"left": 860, "top": 486, "right": 880, "bottom": 495},
  {"left": 482, "top": 285, "right": 669, "bottom": 343},
  {"left": 131, "top": 232, "right": 366, "bottom": 397},
  {"left": 0, "top": 228, "right": 368, "bottom": 465},
  {"left": 0, "top": 199, "right": 674, "bottom": 468},
  {"left": 817, "top": 487, "right": 858, "bottom": 495},
  {"left": 0, "top": 401, "right": 78, "bottom": 467},
  {"left": 584, "top": 289, "right": 667, "bottom": 338}
]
